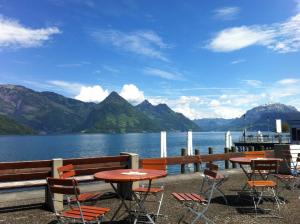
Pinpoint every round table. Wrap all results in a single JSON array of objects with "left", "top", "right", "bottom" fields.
[
  {"left": 94, "top": 168, "right": 167, "bottom": 183},
  {"left": 94, "top": 169, "right": 167, "bottom": 223},
  {"left": 229, "top": 157, "right": 283, "bottom": 190},
  {"left": 229, "top": 157, "right": 282, "bottom": 165}
]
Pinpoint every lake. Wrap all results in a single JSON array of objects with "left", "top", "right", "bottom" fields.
[{"left": 0, "top": 132, "right": 242, "bottom": 173}]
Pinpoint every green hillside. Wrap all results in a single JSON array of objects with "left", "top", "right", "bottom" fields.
[
  {"left": 0, "top": 114, "right": 35, "bottom": 135},
  {"left": 136, "top": 100, "right": 200, "bottom": 131},
  {"left": 83, "top": 92, "right": 161, "bottom": 133}
]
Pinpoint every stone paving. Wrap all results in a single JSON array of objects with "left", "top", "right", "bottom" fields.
[{"left": 0, "top": 169, "right": 299, "bottom": 224}]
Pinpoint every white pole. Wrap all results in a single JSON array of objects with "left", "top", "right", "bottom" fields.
[
  {"left": 160, "top": 131, "right": 167, "bottom": 157},
  {"left": 276, "top": 119, "right": 282, "bottom": 133},
  {"left": 187, "top": 130, "right": 193, "bottom": 156},
  {"left": 229, "top": 132, "right": 232, "bottom": 148},
  {"left": 225, "top": 131, "right": 233, "bottom": 148},
  {"left": 225, "top": 131, "right": 229, "bottom": 148}
]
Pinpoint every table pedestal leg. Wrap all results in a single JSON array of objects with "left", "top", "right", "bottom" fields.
[
  {"left": 110, "top": 183, "right": 133, "bottom": 221},
  {"left": 132, "top": 180, "right": 155, "bottom": 224}
]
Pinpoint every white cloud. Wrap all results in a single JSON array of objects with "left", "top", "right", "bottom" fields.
[
  {"left": 47, "top": 80, "right": 83, "bottom": 94},
  {"left": 91, "top": 29, "right": 169, "bottom": 61},
  {"left": 231, "top": 59, "right": 245, "bottom": 64},
  {"left": 144, "top": 67, "right": 183, "bottom": 80},
  {"left": 75, "top": 85, "right": 109, "bottom": 103},
  {"left": 56, "top": 61, "right": 90, "bottom": 68},
  {"left": 212, "top": 106, "right": 244, "bottom": 119},
  {"left": 102, "top": 65, "right": 120, "bottom": 73},
  {"left": 172, "top": 96, "right": 206, "bottom": 119},
  {"left": 276, "top": 78, "right": 300, "bottom": 85},
  {"left": 119, "top": 84, "right": 145, "bottom": 105},
  {"left": 242, "top": 79, "right": 263, "bottom": 87},
  {"left": 0, "top": 15, "right": 60, "bottom": 49},
  {"left": 297, "top": 0, "right": 300, "bottom": 12},
  {"left": 209, "top": 99, "right": 220, "bottom": 107},
  {"left": 214, "top": 7, "right": 240, "bottom": 20},
  {"left": 208, "top": 26, "right": 273, "bottom": 52},
  {"left": 207, "top": 12, "right": 300, "bottom": 53},
  {"left": 46, "top": 80, "right": 110, "bottom": 103}
]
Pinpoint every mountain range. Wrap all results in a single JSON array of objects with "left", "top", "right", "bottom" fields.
[
  {"left": 0, "top": 84, "right": 200, "bottom": 134},
  {"left": 1, "top": 84, "right": 300, "bottom": 135},
  {"left": 0, "top": 114, "right": 35, "bottom": 135},
  {"left": 194, "top": 103, "right": 300, "bottom": 131}
]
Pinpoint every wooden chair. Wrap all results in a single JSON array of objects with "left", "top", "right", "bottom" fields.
[
  {"left": 58, "top": 164, "right": 103, "bottom": 203},
  {"left": 244, "top": 151, "right": 266, "bottom": 158},
  {"left": 47, "top": 178, "right": 110, "bottom": 224},
  {"left": 244, "top": 151, "right": 268, "bottom": 179},
  {"left": 247, "top": 159, "right": 281, "bottom": 217},
  {"left": 275, "top": 152, "right": 300, "bottom": 190},
  {"left": 133, "top": 158, "right": 167, "bottom": 219},
  {"left": 200, "top": 163, "right": 228, "bottom": 204},
  {"left": 172, "top": 169, "right": 218, "bottom": 224}
]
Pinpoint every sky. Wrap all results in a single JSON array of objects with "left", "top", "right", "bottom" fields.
[{"left": 0, "top": 0, "right": 300, "bottom": 119}]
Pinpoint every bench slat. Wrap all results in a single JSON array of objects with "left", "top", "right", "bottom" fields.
[
  {"left": 0, "top": 160, "right": 52, "bottom": 170},
  {"left": 0, "top": 171, "right": 51, "bottom": 182},
  {"left": 63, "top": 155, "right": 129, "bottom": 165}
]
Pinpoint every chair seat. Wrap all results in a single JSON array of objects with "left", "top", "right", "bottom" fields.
[
  {"left": 133, "top": 187, "right": 163, "bottom": 193},
  {"left": 247, "top": 180, "right": 276, "bottom": 188},
  {"left": 70, "top": 192, "right": 103, "bottom": 202},
  {"left": 274, "top": 174, "right": 296, "bottom": 180},
  {"left": 207, "top": 173, "right": 227, "bottom": 180},
  {"left": 172, "top": 192, "right": 207, "bottom": 203},
  {"left": 62, "top": 205, "right": 110, "bottom": 221}
]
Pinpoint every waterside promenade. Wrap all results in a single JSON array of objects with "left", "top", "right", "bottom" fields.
[{"left": 1, "top": 169, "right": 300, "bottom": 224}]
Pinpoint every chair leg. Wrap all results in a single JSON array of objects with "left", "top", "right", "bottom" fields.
[
  {"left": 272, "top": 188, "right": 281, "bottom": 214},
  {"left": 200, "top": 177, "right": 207, "bottom": 194},
  {"left": 156, "top": 192, "right": 164, "bottom": 218},
  {"left": 215, "top": 187, "right": 228, "bottom": 205}
]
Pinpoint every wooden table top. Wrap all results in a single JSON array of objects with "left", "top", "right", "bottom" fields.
[
  {"left": 229, "top": 157, "right": 282, "bottom": 164},
  {"left": 94, "top": 169, "right": 167, "bottom": 183}
]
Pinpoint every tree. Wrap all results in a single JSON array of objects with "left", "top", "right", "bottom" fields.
[{"left": 282, "top": 122, "right": 289, "bottom": 133}]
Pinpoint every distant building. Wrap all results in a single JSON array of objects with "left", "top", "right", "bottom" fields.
[{"left": 288, "top": 120, "right": 300, "bottom": 144}]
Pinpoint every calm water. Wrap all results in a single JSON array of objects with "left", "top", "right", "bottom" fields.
[
  {"left": 0, "top": 132, "right": 240, "bottom": 173},
  {"left": 0, "top": 132, "right": 241, "bottom": 162}
]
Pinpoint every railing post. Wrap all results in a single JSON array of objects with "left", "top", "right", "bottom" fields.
[
  {"left": 181, "top": 148, "right": 187, "bottom": 174},
  {"left": 224, "top": 147, "right": 229, "bottom": 169},
  {"left": 208, "top": 147, "right": 213, "bottom": 155},
  {"left": 47, "top": 158, "right": 63, "bottom": 212},
  {"left": 231, "top": 146, "right": 237, "bottom": 168},
  {"left": 208, "top": 147, "right": 213, "bottom": 164},
  {"left": 194, "top": 149, "right": 200, "bottom": 172},
  {"left": 119, "top": 152, "right": 139, "bottom": 199}
]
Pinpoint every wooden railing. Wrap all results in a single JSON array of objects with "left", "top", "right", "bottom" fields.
[
  {"left": 0, "top": 155, "right": 130, "bottom": 190},
  {"left": 0, "top": 148, "right": 276, "bottom": 188},
  {"left": 63, "top": 155, "right": 130, "bottom": 177},
  {"left": 143, "top": 148, "right": 275, "bottom": 174},
  {"left": 0, "top": 160, "right": 52, "bottom": 183}
]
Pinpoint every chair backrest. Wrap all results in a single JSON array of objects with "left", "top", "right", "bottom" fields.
[
  {"left": 204, "top": 169, "right": 218, "bottom": 179},
  {"left": 206, "top": 163, "right": 218, "bottom": 171},
  {"left": 47, "top": 177, "right": 80, "bottom": 196},
  {"left": 202, "top": 169, "right": 218, "bottom": 205},
  {"left": 250, "top": 159, "right": 279, "bottom": 179},
  {"left": 57, "top": 164, "right": 76, "bottom": 179},
  {"left": 141, "top": 158, "right": 167, "bottom": 170},
  {"left": 244, "top": 151, "right": 266, "bottom": 158}
]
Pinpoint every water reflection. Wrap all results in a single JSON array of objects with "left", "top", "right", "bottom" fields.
[{"left": 0, "top": 132, "right": 241, "bottom": 162}]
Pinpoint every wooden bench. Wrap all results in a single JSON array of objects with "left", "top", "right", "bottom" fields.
[{"left": 0, "top": 155, "right": 130, "bottom": 209}]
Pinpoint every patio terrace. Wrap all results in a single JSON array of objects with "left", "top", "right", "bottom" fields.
[{"left": 0, "top": 169, "right": 299, "bottom": 224}]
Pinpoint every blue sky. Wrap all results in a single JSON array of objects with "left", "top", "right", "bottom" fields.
[{"left": 0, "top": 0, "right": 300, "bottom": 119}]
